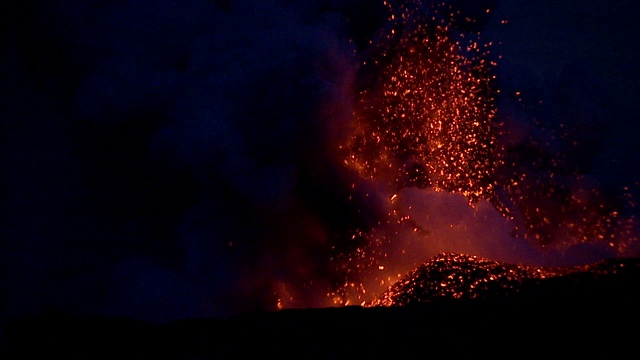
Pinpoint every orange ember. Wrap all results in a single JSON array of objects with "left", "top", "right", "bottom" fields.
[
  {"left": 324, "top": 0, "right": 639, "bottom": 309},
  {"left": 331, "top": 0, "right": 504, "bottom": 306},
  {"left": 343, "top": 0, "right": 500, "bottom": 202}
]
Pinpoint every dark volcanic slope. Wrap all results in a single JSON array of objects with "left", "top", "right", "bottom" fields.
[
  {"left": 372, "top": 252, "right": 640, "bottom": 306},
  {"left": 4, "top": 253, "right": 640, "bottom": 359}
]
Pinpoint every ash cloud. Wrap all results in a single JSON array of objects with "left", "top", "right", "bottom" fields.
[{"left": 1, "top": 0, "right": 375, "bottom": 322}]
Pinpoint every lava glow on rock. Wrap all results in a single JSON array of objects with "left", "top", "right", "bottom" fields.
[
  {"left": 372, "top": 252, "right": 570, "bottom": 306},
  {"left": 325, "top": 0, "right": 639, "bottom": 308},
  {"left": 371, "top": 251, "right": 640, "bottom": 306}
]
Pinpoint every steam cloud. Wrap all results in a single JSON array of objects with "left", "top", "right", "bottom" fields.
[{"left": 2, "top": 0, "right": 639, "bottom": 322}]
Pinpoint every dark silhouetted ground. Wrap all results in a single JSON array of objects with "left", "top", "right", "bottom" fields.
[{"left": 4, "top": 253, "right": 640, "bottom": 359}]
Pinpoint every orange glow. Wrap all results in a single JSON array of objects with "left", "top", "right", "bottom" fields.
[
  {"left": 343, "top": 0, "right": 499, "bottom": 203},
  {"left": 323, "top": 0, "right": 639, "bottom": 309},
  {"left": 371, "top": 252, "right": 636, "bottom": 306},
  {"left": 332, "top": 1, "right": 502, "bottom": 306}
]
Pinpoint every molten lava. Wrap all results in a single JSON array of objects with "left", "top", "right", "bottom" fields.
[
  {"left": 326, "top": 0, "right": 639, "bottom": 308},
  {"left": 372, "top": 252, "right": 640, "bottom": 306},
  {"left": 343, "top": 0, "right": 499, "bottom": 202},
  {"left": 332, "top": 0, "right": 504, "bottom": 307}
]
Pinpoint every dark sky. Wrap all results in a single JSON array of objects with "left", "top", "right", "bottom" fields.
[{"left": 2, "top": 0, "right": 640, "bottom": 323}]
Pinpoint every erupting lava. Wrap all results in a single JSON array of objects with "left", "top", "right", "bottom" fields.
[
  {"left": 331, "top": 0, "right": 504, "bottom": 306},
  {"left": 326, "top": 0, "right": 639, "bottom": 308},
  {"left": 343, "top": 0, "right": 499, "bottom": 202}
]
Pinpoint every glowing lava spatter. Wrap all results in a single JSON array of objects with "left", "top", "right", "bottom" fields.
[
  {"left": 331, "top": 0, "right": 502, "bottom": 306},
  {"left": 326, "top": 0, "right": 639, "bottom": 308},
  {"left": 343, "top": 0, "right": 500, "bottom": 202},
  {"left": 372, "top": 252, "right": 640, "bottom": 306}
]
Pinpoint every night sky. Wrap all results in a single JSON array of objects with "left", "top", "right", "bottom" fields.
[{"left": 2, "top": 0, "right": 640, "bottom": 323}]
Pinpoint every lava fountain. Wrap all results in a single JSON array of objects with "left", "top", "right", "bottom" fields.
[
  {"left": 328, "top": 0, "right": 639, "bottom": 307},
  {"left": 344, "top": 0, "right": 499, "bottom": 201}
]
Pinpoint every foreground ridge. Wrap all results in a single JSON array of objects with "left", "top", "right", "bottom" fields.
[{"left": 4, "top": 252, "right": 640, "bottom": 358}]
